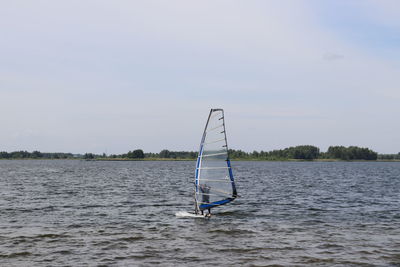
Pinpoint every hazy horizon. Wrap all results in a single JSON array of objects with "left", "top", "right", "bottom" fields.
[
  {"left": 0, "top": 144, "right": 394, "bottom": 156},
  {"left": 1, "top": 1, "right": 400, "bottom": 154}
]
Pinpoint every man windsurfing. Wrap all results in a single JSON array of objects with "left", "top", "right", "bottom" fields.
[{"left": 199, "top": 184, "right": 211, "bottom": 216}]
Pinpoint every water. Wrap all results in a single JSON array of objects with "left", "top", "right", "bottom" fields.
[{"left": 0, "top": 160, "right": 399, "bottom": 266}]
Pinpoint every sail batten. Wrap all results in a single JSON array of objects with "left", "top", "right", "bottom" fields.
[
  {"left": 196, "top": 166, "right": 230, "bottom": 170},
  {"left": 203, "top": 138, "right": 226, "bottom": 145},
  {"left": 200, "top": 178, "right": 232, "bottom": 182},
  {"left": 194, "top": 109, "right": 237, "bottom": 214},
  {"left": 206, "top": 124, "right": 224, "bottom": 133},
  {"left": 199, "top": 152, "right": 227, "bottom": 158}
]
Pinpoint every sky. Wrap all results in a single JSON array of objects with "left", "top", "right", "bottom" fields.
[{"left": 1, "top": 0, "right": 400, "bottom": 154}]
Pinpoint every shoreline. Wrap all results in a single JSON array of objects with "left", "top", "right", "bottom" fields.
[{"left": 1, "top": 158, "right": 400, "bottom": 162}]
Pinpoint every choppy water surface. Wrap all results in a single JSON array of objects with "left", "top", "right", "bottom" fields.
[{"left": 0, "top": 160, "right": 399, "bottom": 266}]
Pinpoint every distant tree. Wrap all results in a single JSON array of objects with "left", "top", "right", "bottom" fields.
[
  {"left": 289, "top": 145, "right": 320, "bottom": 160},
  {"left": 259, "top": 150, "right": 268, "bottom": 159},
  {"left": 189, "top": 151, "right": 197, "bottom": 159},
  {"left": 229, "top": 149, "right": 248, "bottom": 159},
  {"left": 11, "top": 151, "right": 30, "bottom": 159},
  {"left": 128, "top": 149, "right": 145, "bottom": 159},
  {"left": 326, "top": 146, "right": 346, "bottom": 159},
  {"left": 326, "top": 146, "right": 377, "bottom": 160},
  {"left": 31, "top": 151, "right": 43, "bottom": 158},
  {"left": 0, "top": 151, "right": 10, "bottom": 159},
  {"left": 159, "top": 149, "right": 171, "bottom": 158},
  {"left": 145, "top": 152, "right": 155, "bottom": 158},
  {"left": 83, "top": 153, "right": 95, "bottom": 159}
]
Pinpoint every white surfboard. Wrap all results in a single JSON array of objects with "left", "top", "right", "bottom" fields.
[{"left": 175, "top": 211, "right": 208, "bottom": 218}]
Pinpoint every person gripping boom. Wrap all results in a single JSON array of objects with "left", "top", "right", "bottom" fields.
[{"left": 199, "top": 184, "right": 211, "bottom": 215}]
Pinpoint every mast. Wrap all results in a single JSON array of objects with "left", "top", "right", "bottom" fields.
[{"left": 194, "top": 109, "right": 213, "bottom": 214}]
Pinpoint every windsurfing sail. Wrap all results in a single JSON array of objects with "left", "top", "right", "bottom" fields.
[{"left": 194, "top": 109, "right": 237, "bottom": 214}]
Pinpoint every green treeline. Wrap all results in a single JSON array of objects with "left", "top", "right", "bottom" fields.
[
  {"left": 233, "top": 145, "right": 320, "bottom": 160},
  {"left": 323, "top": 146, "right": 378, "bottom": 160},
  {"left": 228, "top": 145, "right": 378, "bottom": 160},
  {"left": 107, "top": 149, "right": 146, "bottom": 159},
  {"left": 107, "top": 149, "right": 196, "bottom": 159},
  {"left": 1, "top": 146, "right": 396, "bottom": 161},
  {"left": 0, "top": 151, "right": 74, "bottom": 159},
  {"left": 378, "top": 153, "right": 400, "bottom": 160}
]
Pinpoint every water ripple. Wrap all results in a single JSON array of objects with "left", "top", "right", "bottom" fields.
[{"left": 0, "top": 160, "right": 399, "bottom": 266}]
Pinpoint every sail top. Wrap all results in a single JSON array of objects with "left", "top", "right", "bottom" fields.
[{"left": 195, "top": 109, "right": 237, "bottom": 213}]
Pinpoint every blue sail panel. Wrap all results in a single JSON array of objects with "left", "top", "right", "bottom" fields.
[{"left": 199, "top": 198, "right": 235, "bottom": 209}]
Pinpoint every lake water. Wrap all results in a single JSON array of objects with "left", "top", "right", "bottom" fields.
[{"left": 0, "top": 160, "right": 399, "bottom": 266}]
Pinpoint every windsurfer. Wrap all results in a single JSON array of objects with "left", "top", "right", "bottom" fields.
[{"left": 200, "top": 184, "right": 211, "bottom": 215}]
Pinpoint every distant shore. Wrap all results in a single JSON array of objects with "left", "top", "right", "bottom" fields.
[
  {"left": 2, "top": 158, "right": 400, "bottom": 162},
  {"left": 2, "top": 146, "right": 399, "bottom": 161}
]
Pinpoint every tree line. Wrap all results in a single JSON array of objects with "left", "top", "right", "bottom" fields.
[
  {"left": 0, "top": 151, "right": 74, "bottom": 159},
  {"left": 378, "top": 153, "right": 400, "bottom": 160},
  {"left": 227, "top": 145, "right": 378, "bottom": 160},
  {"left": 106, "top": 150, "right": 197, "bottom": 159},
  {"left": 103, "top": 145, "right": 380, "bottom": 160},
  {"left": 0, "top": 146, "right": 391, "bottom": 161}
]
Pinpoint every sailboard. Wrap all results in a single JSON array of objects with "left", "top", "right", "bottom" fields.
[
  {"left": 194, "top": 108, "right": 237, "bottom": 215},
  {"left": 175, "top": 211, "right": 208, "bottom": 218},
  {"left": 175, "top": 108, "right": 237, "bottom": 218}
]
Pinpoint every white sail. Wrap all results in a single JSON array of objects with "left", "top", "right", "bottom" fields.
[{"left": 194, "top": 109, "right": 237, "bottom": 214}]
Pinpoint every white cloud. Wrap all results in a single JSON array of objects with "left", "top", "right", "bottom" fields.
[{"left": 0, "top": 1, "right": 399, "bottom": 153}]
